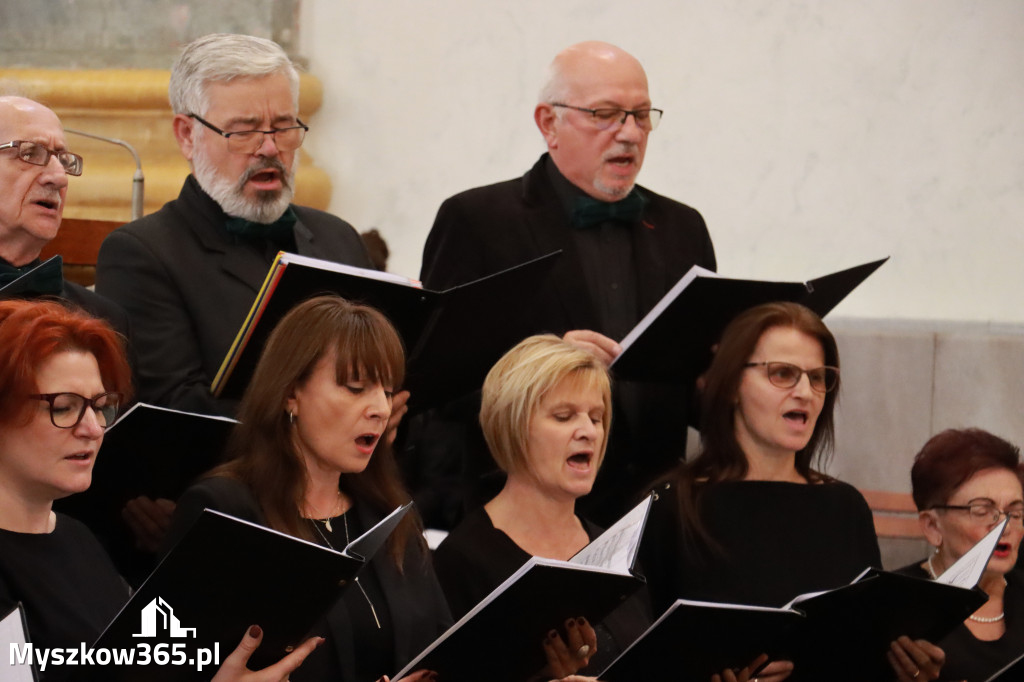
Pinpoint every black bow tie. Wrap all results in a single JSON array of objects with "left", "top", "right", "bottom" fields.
[
  {"left": 224, "top": 207, "right": 298, "bottom": 243},
  {"left": 0, "top": 255, "right": 64, "bottom": 297},
  {"left": 571, "top": 189, "right": 648, "bottom": 229}
]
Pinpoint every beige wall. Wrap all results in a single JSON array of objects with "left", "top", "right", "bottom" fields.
[{"left": 299, "top": 0, "right": 1024, "bottom": 325}]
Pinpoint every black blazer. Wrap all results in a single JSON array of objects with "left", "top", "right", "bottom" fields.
[
  {"left": 95, "top": 175, "right": 373, "bottom": 416},
  {"left": 421, "top": 153, "right": 716, "bottom": 335},
  {"left": 166, "top": 477, "right": 452, "bottom": 680}
]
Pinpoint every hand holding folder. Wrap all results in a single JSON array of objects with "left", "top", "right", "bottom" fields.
[
  {"left": 395, "top": 495, "right": 654, "bottom": 682},
  {"left": 90, "top": 504, "right": 411, "bottom": 681},
  {"left": 601, "top": 520, "right": 1006, "bottom": 681}
]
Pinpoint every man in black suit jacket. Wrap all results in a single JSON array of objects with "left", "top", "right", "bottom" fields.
[
  {"left": 420, "top": 41, "right": 716, "bottom": 525},
  {"left": 96, "top": 34, "right": 374, "bottom": 418},
  {"left": 0, "top": 95, "right": 130, "bottom": 338}
]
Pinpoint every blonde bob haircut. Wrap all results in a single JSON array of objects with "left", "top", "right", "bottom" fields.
[{"left": 480, "top": 334, "right": 612, "bottom": 475}]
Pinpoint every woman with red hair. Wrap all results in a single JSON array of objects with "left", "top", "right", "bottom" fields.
[{"left": 0, "top": 298, "right": 320, "bottom": 681}]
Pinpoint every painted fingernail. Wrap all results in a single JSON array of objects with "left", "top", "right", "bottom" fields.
[{"left": 248, "top": 624, "right": 261, "bottom": 638}]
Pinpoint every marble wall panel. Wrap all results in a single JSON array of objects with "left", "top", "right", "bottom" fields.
[
  {"left": 829, "top": 323, "right": 937, "bottom": 492},
  {"left": 932, "top": 332, "right": 1024, "bottom": 447}
]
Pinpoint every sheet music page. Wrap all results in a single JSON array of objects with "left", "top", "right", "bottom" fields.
[
  {"left": 1, "top": 604, "right": 36, "bottom": 681},
  {"left": 614, "top": 265, "right": 717, "bottom": 354},
  {"left": 570, "top": 494, "right": 653, "bottom": 572},
  {"left": 280, "top": 252, "right": 421, "bottom": 287},
  {"left": 936, "top": 518, "right": 1007, "bottom": 588},
  {"left": 108, "top": 402, "right": 239, "bottom": 431}
]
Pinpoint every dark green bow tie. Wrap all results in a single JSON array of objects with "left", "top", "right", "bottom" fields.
[
  {"left": 0, "top": 255, "right": 64, "bottom": 297},
  {"left": 224, "top": 207, "right": 298, "bottom": 243},
  {"left": 571, "top": 189, "right": 648, "bottom": 229}
]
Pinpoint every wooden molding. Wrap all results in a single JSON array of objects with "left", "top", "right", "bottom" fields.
[{"left": 40, "top": 218, "right": 124, "bottom": 265}]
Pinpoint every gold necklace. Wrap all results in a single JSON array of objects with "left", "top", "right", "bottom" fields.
[
  {"left": 306, "top": 491, "right": 343, "bottom": 532},
  {"left": 309, "top": 512, "right": 381, "bottom": 629}
]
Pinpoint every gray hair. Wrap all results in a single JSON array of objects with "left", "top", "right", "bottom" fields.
[
  {"left": 537, "top": 60, "right": 570, "bottom": 106},
  {"left": 169, "top": 33, "right": 300, "bottom": 116}
]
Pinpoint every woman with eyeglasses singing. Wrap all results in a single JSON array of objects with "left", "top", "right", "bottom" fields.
[
  {"left": 0, "top": 299, "right": 321, "bottom": 681},
  {"left": 639, "top": 302, "right": 945, "bottom": 682},
  {"left": 895, "top": 428, "right": 1024, "bottom": 681}
]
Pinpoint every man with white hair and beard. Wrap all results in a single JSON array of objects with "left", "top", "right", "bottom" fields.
[
  {"left": 97, "top": 33, "right": 373, "bottom": 417},
  {"left": 419, "top": 41, "right": 717, "bottom": 526}
]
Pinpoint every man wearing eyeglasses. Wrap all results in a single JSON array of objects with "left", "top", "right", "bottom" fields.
[
  {"left": 418, "top": 42, "right": 717, "bottom": 526},
  {"left": 0, "top": 96, "right": 130, "bottom": 337},
  {"left": 95, "top": 34, "right": 373, "bottom": 417}
]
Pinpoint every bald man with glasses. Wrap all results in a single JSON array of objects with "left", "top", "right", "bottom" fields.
[
  {"left": 418, "top": 41, "right": 717, "bottom": 527},
  {"left": 96, "top": 34, "right": 373, "bottom": 417},
  {"left": 0, "top": 96, "right": 130, "bottom": 338}
]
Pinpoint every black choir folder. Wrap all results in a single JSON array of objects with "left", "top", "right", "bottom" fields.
[
  {"left": 211, "top": 251, "right": 560, "bottom": 410},
  {"left": 89, "top": 504, "right": 411, "bottom": 682},
  {"left": 602, "top": 519, "right": 1004, "bottom": 682},
  {"left": 96, "top": 403, "right": 236, "bottom": 502},
  {"left": 0, "top": 255, "right": 62, "bottom": 297},
  {"left": 55, "top": 404, "right": 236, "bottom": 585},
  {"left": 986, "top": 650, "right": 1024, "bottom": 682},
  {"left": 61, "top": 403, "right": 235, "bottom": 519},
  {"left": 395, "top": 495, "right": 654, "bottom": 682},
  {"left": 610, "top": 257, "right": 888, "bottom": 384}
]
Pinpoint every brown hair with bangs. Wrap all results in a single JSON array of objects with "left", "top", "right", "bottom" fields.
[{"left": 210, "top": 295, "right": 422, "bottom": 568}]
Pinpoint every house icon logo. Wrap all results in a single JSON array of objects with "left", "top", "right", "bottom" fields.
[{"left": 132, "top": 597, "right": 197, "bottom": 638}]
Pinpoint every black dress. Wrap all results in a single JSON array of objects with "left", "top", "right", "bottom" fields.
[
  {"left": 895, "top": 563, "right": 1024, "bottom": 681},
  {"left": 640, "top": 479, "right": 882, "bottom": 613},
  {"left": 432, "top": 506, "right": 652, "bottom": 674},
  {"left": 0, "top": 514, "right": 129, "bottom": 682}
]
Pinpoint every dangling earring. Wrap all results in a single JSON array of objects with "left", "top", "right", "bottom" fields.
[{"left": 288, "top": 411, "right": 295, "bottom": 425}]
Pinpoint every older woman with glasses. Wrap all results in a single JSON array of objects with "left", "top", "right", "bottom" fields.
[
  {"left": 641, "top": 302, "right": 945, "bottom": 682},
  {"left": 896, "top": 428, "right": 1024, "bottom": 682},
  {"left": 0, "top": 299, "right": 320, "bottom": 682}
]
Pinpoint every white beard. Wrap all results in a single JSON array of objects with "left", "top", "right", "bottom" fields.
[{"left": 191, "top": 144, "right": 297, "bottom": 223}]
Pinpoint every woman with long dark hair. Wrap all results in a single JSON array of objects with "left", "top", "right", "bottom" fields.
[
  {"left": 165, "top": 295, "right": 450, "bottom": 682},
  {"left": 642, "top": 302, "right": 944, "bottom": 682}
]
